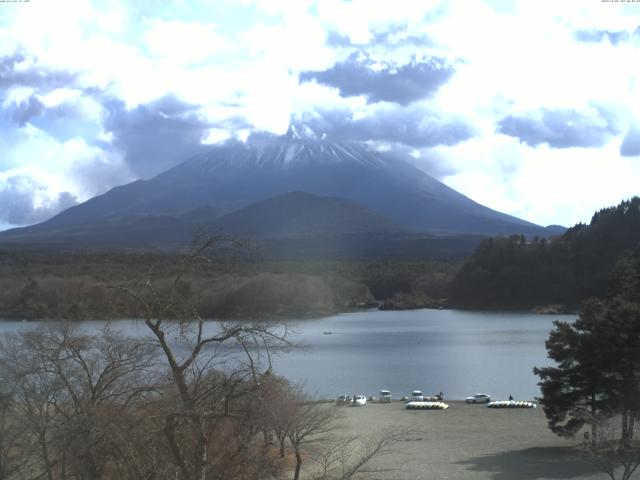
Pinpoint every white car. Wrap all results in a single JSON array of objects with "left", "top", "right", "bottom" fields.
[
  {"left": 410, "top": 390, "right": 424, "bottom": 402},
  {"left": 379, "top": 390, "right": 392, "bottom": 403},
  {"left": 352, "top": 395, "right": 367, "bottom": 406},
  {"left": 465, "top": 393, "right": 491, "bottom": 404}
]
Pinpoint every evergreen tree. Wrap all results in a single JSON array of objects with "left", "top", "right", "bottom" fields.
[
  {"left": 533, "top": 306, "right": 615, "bottom": 442},
  {"left": 535, "top": 248, "right": 640, "bottom": 445}
]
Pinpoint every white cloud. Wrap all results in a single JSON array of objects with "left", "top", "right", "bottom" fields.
[
  {"left": 144, "top": 19, "right": 235, "bottom": 65},
  {"left": 202, "top": 128, "right": 232, "bottom": 144},
  {"left": 315, "top": 0, "right": 442, "bottom": 44},
  {"left": 2, "top": 124, "right": 129, "bottom": 200},
  {"left": 1, "top": 0, "right": 640, "bottom": 229},
  {"left": 38, "top": 88, "right": 82, "bottom": 108},
  {"left": 440, "top": 133, "right": 640, "bottom": 227}
]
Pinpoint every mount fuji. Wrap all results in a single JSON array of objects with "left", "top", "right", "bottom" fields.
[{"left": 0, "top": 127, "right": 563, "bottom": 252}]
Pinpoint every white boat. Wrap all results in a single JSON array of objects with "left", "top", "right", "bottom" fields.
[
  {"left": 486, "top": 400, "right": 536, "bottom": 409},
  {"left": 405, "top": 401, "right": 449, "bottom": 410}
]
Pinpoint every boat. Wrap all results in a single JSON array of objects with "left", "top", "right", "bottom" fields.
[
  {"left": 405, "top": 401, "right": 449, "bottom": 410},
  {"left": 486, "top": 400, "right": 536, "bottom": 409}
]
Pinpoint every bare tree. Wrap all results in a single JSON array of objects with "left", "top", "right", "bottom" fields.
[
  {"left": 0, "top": 390, "right": 27, "bottom": 480},
  {"left": 0, "top": 238, "right": 404, "bottom": 480},
  {"left": 255, "top": 374, "right": 297, "bottom": 458},
  {"left": 581, "top": 415, "right": 640, "bottom": 480},
  {"left": 0, "top": 327, "right": 67, "bottom": 480},
  {"left": 115, "top": 237, "right": 292, "bottom": 480},
  {"left": 285, "top": 397, "right": 338, "bottom": 480},
  {"left": 0, "top": 323, "right": 159, "bottom": 480},
  {"left": 281, "top": 392, "right": 410, "bottom": 480}
]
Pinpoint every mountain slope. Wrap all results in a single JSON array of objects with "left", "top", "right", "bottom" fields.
[
  {"left": 0, "top": 191, "right": 404, "bottom": 249},
  {"left": 27, "top": 130, "right": 551, "bottom": 237},
  {"left": 0, "top": 215, "right": 193, "bottom": 248},
  {"left": 211, "top": 191, "right": 402, "bottom": 237},
  {"left": 0, "top": 129, "right": 563, "bottom": 253}
]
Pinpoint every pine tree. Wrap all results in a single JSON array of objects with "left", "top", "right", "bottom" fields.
[
  {"left": 533, "top": 307, "right": 615, "bottom": 442},
  {"left": 535, "top": 295, "right": 640, "bottom": 445}
]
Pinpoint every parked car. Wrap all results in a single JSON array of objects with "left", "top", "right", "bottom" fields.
[
  {"left": 379, "top": 390, "right": 392, "bottom": 403},
  {"left": 336, "top": 395, "right": 350, "bottom": 406},
  {"left": 352, "top": 395, "right": 367, "bottom": 406},
  {"left": 410, "top": 390, "right": 424, "bottom": 402},
  {"left": 465, "top": 393, "right": 491, "bottom": 404}
]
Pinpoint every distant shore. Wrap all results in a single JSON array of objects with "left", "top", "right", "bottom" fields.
[{"left": 0, "top": 304, "right": 579, "bottom": 323}]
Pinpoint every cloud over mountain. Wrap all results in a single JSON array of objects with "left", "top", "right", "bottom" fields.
[
  {"left": 0, "top": 175, "right": 77, "bottom": 225},
  {"left": 101, "top": 95, "right": 251, "bottom": 179},
  {"left": 300, "top": 106, "right": 473, "bottom": 148},
  {"left": 621, "top": 125, "right": 640, "bottom": 157},
  {"left": 300, "top": 54, "right": 454, "bottom": 105},
  {"left": 497, "top": 108, "right": 619, "bottom": 148}
]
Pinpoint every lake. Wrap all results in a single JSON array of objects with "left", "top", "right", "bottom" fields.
[{"left": 0, "top": 309, "right": 574, "bottom": 401}]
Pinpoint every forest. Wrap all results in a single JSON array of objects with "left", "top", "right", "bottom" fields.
[
  {"left": 0, "top": 248, "right": 459, "bottom": 321},
  {"left": 449, "top": 197, "right": 640, "bottom": 310}
]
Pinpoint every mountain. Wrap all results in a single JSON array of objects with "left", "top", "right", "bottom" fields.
[
  {"left": 211, "top": 191, "right": 402, "bottom": 237},
  {"left": 0, "top": 191, "right": 404, "bottom": 248},
  {"left": 0, "top": 128, "right": 562, "bottom": 251},
  {"left": 0, "top": 215, "right": 193, "bottom": 248},
  {"left": 0, "top": 190, "right": 483, "bottom": 257},
  {"left": 209, "top": 191, "right": 484, "bottom": 258}
]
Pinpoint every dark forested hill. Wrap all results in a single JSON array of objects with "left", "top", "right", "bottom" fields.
[
  {"left": 449, "top": 197, "right": 640, "bottom": 309},
  {"left": 211, "top": 191, "right": 403, "bottom": 237}
]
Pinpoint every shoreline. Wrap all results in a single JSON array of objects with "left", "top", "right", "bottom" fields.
[{"left": 0, "top": 305, "right": 578, "bottom": 322}]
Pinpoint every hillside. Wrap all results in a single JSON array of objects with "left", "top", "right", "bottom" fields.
[
  {"left": 449, "top": 197, "right": 640, "bottom": 309},
  {"left": 0, "top": 190, "right": 484, "bottom": 258},
  {"left": 210, "top": 191, "right": 402, "bottom": 237}
]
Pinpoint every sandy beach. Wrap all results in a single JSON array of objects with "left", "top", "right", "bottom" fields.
[{"left": 324, "top": 401, "right": 609, "bottom": 480}]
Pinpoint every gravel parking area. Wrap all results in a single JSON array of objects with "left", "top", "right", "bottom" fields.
[{"left": 331, "top": 401, "right": 609, "bottom": 480}]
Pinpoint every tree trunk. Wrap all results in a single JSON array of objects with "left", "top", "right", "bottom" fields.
[
  {"left": 621, "top": 409, "right": 634, "bottom": 448},
  {"left": 293, "top": 446, "right": 302, "bottom": 480},
  {"left": 591, "top": 392, "right": 598, "bottom": 447},
  {"left": 39, "top": 428, "right": 54, "bottom": 480},
  {"left": 198, "top": 415, "right": 207, "bottom": 480},
  {"left": 61, "top": 451, "right": 67, "bottom": 480}
]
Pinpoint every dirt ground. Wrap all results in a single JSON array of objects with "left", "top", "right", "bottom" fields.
[{"left": 325, "top": 401, "right": 610, "bottom": 480}]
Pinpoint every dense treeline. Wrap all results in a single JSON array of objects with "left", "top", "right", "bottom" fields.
[
  {"left": 450, "top": 197, "right": 640, "bottom": 309},
  {"left": 0, "top": 250, "right": 460, "bottom": 320}
]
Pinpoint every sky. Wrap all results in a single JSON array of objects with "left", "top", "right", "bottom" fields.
[{"left": 1, "top": 0, "right": 640, "bottom": 231}]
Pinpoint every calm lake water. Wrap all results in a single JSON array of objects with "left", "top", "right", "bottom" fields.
[{"left": 0, "top": 309, "right": 574, "bottom": 401}]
